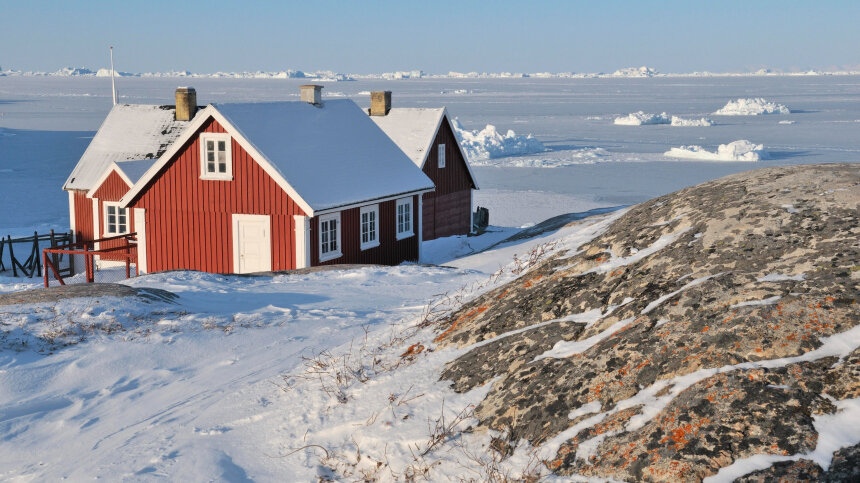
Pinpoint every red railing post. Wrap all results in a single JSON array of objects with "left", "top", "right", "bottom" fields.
[
  {"left": 85, "top": 243, "right": 94, "bottom": 283},
  {"left": 43, "top": 251, "right": 49, "bottom": 288},
  {"left": 124, "top": 236, "right": 130, "bottom": 279}
]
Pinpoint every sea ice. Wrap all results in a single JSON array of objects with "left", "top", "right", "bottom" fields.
[
  {"left": 670, "top": 116, "right": 714, "bottom": 126},
  {"left": 450, "top": 118, "right": 545, "bottom": 160},
  {"left": 714, "top": 97, "right": 790, "bottom": 115},
  {"left": 614, "top": 112, "right": 712, "bottom": 126},
  {"left": 614, "top": 111, "right": 670, "bottom": 126},
  {"left": 664, "top": 140, "right": 769, "bottom": 162}
]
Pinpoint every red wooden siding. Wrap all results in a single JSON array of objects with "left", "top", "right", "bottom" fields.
[
  {"left": 310, "top": 195, "right": 420, "bottom": 266},
  {"left": 71, "top": 190, "right": 94, "bottom": 243},
  {"left": 92, "top": 170, "right": 135, "bottom": 260},
  {"left": 92, "top": 170, "right": 130, "bottom": 201},
  {"left": 131, "top": 118, "right": 306, "bottom": 274},
  {"left": 421, "top": 116, "right": 475, "bottom": 240}
]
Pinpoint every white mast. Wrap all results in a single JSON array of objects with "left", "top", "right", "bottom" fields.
[{"left": 110, "top": 46, "right": 117, "bottom": 106}]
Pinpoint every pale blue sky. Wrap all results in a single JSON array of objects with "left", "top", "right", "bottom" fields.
[{"left": 3, "top": 0, "right": 859, "bottom": 74}]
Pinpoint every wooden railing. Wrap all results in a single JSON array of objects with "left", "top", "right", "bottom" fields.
[
  {"left": 1, "top": 230, "right": 74, "bottom": 278},
  {"left": 42, "top": 233, "right": 138, "bottom": 287}
]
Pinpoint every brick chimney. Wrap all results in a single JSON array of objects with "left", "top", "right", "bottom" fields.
[
  {"left": 175, "top": 87, "right": 197, "bottom": 121},
  {"left": 300, "top": 84, "right": 323, "bottom": 105},
  {"left": 370, "top": 91, "right": 391, "bottom": 116}
]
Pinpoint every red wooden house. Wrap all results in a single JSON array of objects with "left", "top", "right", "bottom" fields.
[
  {"left": 68, "top": 86, "right": 435, "bottom": 274},
  {"left": 368, "top": 92, "right": 478, "bottom": 240},
  {"left": 64, "top": 100, "right": 195, "bottom": 263}
]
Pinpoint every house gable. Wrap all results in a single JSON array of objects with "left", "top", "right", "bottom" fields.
[
  {"left": 89, "top": 169, "right": 131, "bottom": 201},
  {"left": 129, "top": 117, "right": 307, "bottom": 273},
  {"left": 424, "top": 116, "right": 478, "bottom": 193}
]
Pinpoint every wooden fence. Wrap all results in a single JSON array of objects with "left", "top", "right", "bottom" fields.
[
  {"left": 42, "top": 233, "right": 138, "bottom": 287},
  {"left": 0, "top": 230, "right": 74, "bottom": 278}
]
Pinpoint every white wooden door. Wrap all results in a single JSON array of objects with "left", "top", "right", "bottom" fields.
[{"left": 232, "top": 214, "right": 272, "bottom": 274}]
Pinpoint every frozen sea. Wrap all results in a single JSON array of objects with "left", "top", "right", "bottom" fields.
[{"left": 1, "top": 75, "right": 859, "bottom": 233}]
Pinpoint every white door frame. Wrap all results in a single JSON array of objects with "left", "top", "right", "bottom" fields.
[
  {"left": 231, "top": 214, "right": 272, "bottom": 274},
  {"left": 133, "top": 208, "right": 147, "bottom": 274},
  {"left": 293, "top": 215, "right": 310, "bottom": 269}
]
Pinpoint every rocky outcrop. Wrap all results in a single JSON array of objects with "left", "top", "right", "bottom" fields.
[{"left": 437, "top": 164, "right": 859, "bottom": 481}]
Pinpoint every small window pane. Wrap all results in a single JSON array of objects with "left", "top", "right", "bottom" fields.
[
  {"left": 207, "top": 140, "right": 214, "bottom": 150},
  {"left": 208, "top": 162, "right": 215, "bottom": 172},
  {"left": 438, "top": 144, "right": 446, "bottom": 168},
  {"left": 218, "top": 140, "right": 226, "bottom": 151}
]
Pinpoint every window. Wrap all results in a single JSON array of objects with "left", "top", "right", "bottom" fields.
[
  {"left": 319, "top": 213, "right": 342, "bottom": 261},
  {"left": 360, "top": 205, "right": 380, "bottom": 250},
  {"left": 396, "top": 198, "right": 413, "bottom": 240},
  {"left": 200, "top": 133, "right": 233, "bottom": 180},
  {"left": 104, "top": 202, "right": 128, "bottom": 235},
  {"left": 438, "top": 143, "right": 446, "bottom": 168}
]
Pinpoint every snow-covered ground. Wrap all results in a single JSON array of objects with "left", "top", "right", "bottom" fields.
[
  {"left": 0, "top": 206, "right": 621, "bottom": 480},
  {"left": 0, "top": 75, "right": 859, "bottom": 479}
]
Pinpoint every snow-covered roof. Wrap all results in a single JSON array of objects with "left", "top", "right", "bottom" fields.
[
  {"left": 86, "top": 159, "right": 158, "bottom": 198},
  {"left": 122, "top": 100, "right": 434, "bottom": 215},
  {"left": 368, "top": 108, "right": 446, "bottom": 167},
  {"left": 115, "top": 159, "right": 158, "bottom": 185},
  {"left": 64, "top": 104, "right": 193, "bottom": 191},
  {"left": 370, "top": 107, "right": 478, "bottom": 189}
]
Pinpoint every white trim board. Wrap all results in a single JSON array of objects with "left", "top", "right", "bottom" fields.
[
  {"left": 133, "top": 208, "right": 147, "bottom": 274},
  {"left": 293, "top": 215, "right": 310, "bottom": 269},
  {"left": 68, "top": 191, "right": 76, "bottom": 240}
]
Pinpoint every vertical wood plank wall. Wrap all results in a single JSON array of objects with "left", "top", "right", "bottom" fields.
[
  {"left": 310, "top": 194, "right": 420, "bottom": 266},
  {"left": 72, "top": 190, "right": 94, "bottom": 243},
  {"left": 421, "top": 116, "right": 476, "bottom": 240},
  {"left": 133, "top": 118, "right": 306, "bottom": 273},
  {"left": 91, "top": 170, "right": 135, "bottom": 260}
]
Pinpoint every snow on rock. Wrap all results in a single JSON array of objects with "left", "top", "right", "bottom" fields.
[
  {"left": 614, "top": 111, "right": 670, "bottom": 126},
  {"left": 664, "top": 140, "right": 769, "bottom": 162},
  {"left": 714, "top": 97, "right": 791, "bottom": 115},
  {"left": 450, "top": 118, "right": 545, "bottom": 160}
]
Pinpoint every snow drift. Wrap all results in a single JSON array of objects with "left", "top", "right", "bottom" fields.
[
  {"left": 664, "top": 140, "right": 769, "bottom": 162},
  {"left": 451, "top": 118, "right": 545, "bottom": 160},
  {"left": 714, "top": 98, "right": 790, "bottom": 115}
]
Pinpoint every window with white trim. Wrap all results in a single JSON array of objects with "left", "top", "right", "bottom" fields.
[
  {"left": 319, "top": 213, "right": 342, "bottom": 261},
  {"left": 438, "top": 143, "right": 446, "bottom": 168},
  {"left": 104, "top": 202, "right": 129, "bottom": 235},
  {"left": 359, "top": 204, "right": 380, "bottom": 250},
  {"left": 396, "top": 197, "right": 413, "bottom": 240},
  {"left": 200, "top": 133, "right": 233, "bottom": 180}
]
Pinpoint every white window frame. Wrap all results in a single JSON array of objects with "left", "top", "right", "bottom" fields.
[
  {"left": 438, "top": 143, "right": 446, "bottom": 168},
  {"left": 199, "top": 132, "right": 233, "bottom": 181},
  {"left": 359, "top": 204, "right": 380, "bottom": 250},
  {"left": 318, "top": 212, "right": 342, "bottom": 262},
  {"left": 103, "top": 201, "right": 129, "bottom": 236},
  {"left": 395, "top": 197, "right": 414, "bottom": 240}
]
